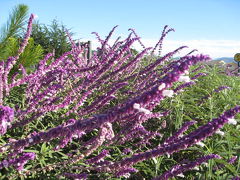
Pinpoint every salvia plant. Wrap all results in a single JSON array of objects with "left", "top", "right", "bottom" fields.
[{"left": 0, "top": 14, "right": 239, "bottom": 180}]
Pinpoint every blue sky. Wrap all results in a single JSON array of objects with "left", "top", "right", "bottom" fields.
[{"left": 0, "top": 0, "right": 240, "bottom": 58}]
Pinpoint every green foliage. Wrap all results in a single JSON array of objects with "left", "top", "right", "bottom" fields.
[
  {"left": 31, "top": 19, "right": 71, "bottom": 57},
  {"left": 0, "top": 37, "right": 43, "bottom": 72},
  {"left": 0, "top": 4, "right": 43, "bottom": 72},
  {"left": 0, "top": 37, "right": 19, "bottom": 59},
  {"left": 0, "top": 4, "right": 29, "bottom": 44},
  {"left": 19, "top": 38, "right": 43, "bottom": 69}
]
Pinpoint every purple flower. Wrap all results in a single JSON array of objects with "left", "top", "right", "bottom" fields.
[
  {"left": 191, "top": 72, "right": 208, "bottom": 80},
  {"left": 174, "top": 82, "right": 196, "bottom": 93},
  {"left": 215, "top": 155, "right": 238, "bottom": 170},
  {"left": 17, "top": 14, "right": 36, "bottom": 56},
  {"left": 151, "top": 25, "right": 175, "bottom": 56},
  {"left": 191, "top": 65, "right": 205, "bottom": 73},
  {"left": 123, "top": 148, "right": 132, "bottom": 155},
  {"left": 232, "top": 176, "right": 240, "bottom": 180},
  {"left": 128, "top": 28, "right": 146, "bottom": 49},
  {"left": 214, "top": 86, "right": 230, "bottom": 93},
  {"left": 85, "top": 149, "right": 109, "bottom": 164},
  {"left": 153, "top": 154, "right": 221, "bottom": 180},
  {"left": 14, "top": 152, "right": 36, "bottom": 171},
  {"left": 228, "top": 156, "right": 237, "bottom": 164},
  {"left": 0, "top": 62, "right": 5, "bottom": 104},
  {"left": 164, "top": 121, "right": 196, "bottom": 144},
  {"left": 115, "top": 167, "right": 138, "bottom": 178},
  {"left": 0, "top": 152, "right": 36, "bottom": 171},
  {"left": 0, "top": 105, "right": 14, "bottom": 135}
]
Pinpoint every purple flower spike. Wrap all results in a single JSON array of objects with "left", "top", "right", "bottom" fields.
[
  {"left": 115, "top": 167, "right": 138, "bottom": 178},
  {"left": 164, "top": 121, "right": 196, "bottom": 144},
  {"left": 174, "top": 82, "right": 196, "bottom": 93},
  {"left": 191, "top": 65, "right": 205, "bottom": 73},
  {"left": 214, "top": 86, "right": 230, "bottom": 93},
  {"left": 85, "top": 149, "right": 109, "bottom": 164},
  {"left": 228, "top": 156, "right": 237, "bottom": 164},
  {"left": 0, "top": 152, "right": 36, "bottom": 171},
  {"left": 128, "top": 28, "right": 146, "bottom": 49},
  {"left": 153, "top": 154, "right": 221, "bottom": 180},
  {"left": 123, "top": 148, "right": 132, "bottom": 155},
  {"left": 17, "top": 14, "right": 36, "bottom": 56},
  {"left": 15, "top": 152, "right": 36, "bottom": 171},
  {"left": 0, "top": 105, "right": 14, "bottom": 135},
  {"left": 191, "top": 72, "right": 208, "bottom": 80},
  {"left": 151, "top": 25, "right": 175, "bottom": 56}
]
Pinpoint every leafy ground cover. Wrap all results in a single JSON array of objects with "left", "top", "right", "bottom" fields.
[{"left": 0, "top": 13, "right": 239, "bottom": 180}]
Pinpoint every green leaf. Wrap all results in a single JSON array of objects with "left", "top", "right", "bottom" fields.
[
  {"left": 41, "top": 142, "right": 47, "bottom": 154},
  {"left": 0, "top": 4, "right": 28, "bottom": 43},
  {"left": 24, "top": 149, "right": 39, "bottom": 153},
  {"left": 57, "top": 151, "right": 69, "bottom": 159},
  {"left": 215, "top": 159, "right": 238, "bottom": 175}
]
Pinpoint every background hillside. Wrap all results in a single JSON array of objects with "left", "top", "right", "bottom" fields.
[{"left": 214, "top": 57, "right": 235, "bottom": 63}]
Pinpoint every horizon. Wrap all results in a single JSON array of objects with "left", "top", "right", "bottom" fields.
[{"left": 0, "top": 0, "right": 240, "bottom": 59}]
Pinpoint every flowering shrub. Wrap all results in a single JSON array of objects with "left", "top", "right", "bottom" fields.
[{"left": 0, "top": 14, "right": 239, "bottom": 179}]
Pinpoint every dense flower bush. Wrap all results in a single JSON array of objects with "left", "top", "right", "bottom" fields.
[{"left": 0, "top": 14, "right": 239, "bottom": 179}]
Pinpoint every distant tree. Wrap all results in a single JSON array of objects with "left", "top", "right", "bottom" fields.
[
  {"left": 0, "top": 4, "right": 43, "bottom": 74},
  {"left": 0, "top": 4, "right": 29, "bottom": 52},
  {"left": 1, "top": 37, "right": 43, "bottom": 73},
  {"left": 31, "top": 19, "right": 72, "bottom": 57}
]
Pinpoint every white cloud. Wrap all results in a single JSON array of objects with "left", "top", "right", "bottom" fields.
[
  {"left": 135, "top": 39, "right": 240, "bottom": 59},
  {"left": 81, "top": 38, "right": 240, "bottom": 59}
]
